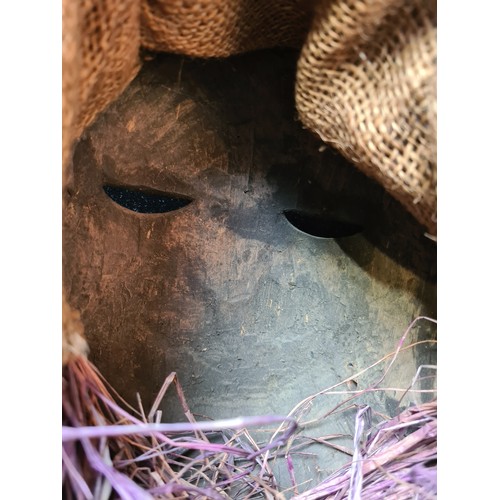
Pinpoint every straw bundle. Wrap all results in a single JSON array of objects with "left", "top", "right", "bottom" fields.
[{"left": 62, "top": 318, "right": 437, "bottom": 499}]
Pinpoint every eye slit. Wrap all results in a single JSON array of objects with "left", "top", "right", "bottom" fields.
[
  {"left": 283, "top": 209, "right": 363, "bottom": 239},
  {"left": 103, "top": 184, "right": 193, "bottom": 214}
]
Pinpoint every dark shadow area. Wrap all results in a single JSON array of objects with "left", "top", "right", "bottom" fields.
[
  {"left": 145, "top": 49, "right": 436, "bottom": 284},
  {"left": 284, "top": 209, "right": 363, "bottom": 238},
  {"left": 265, "top": 146, "right": 436, "bottom": 284}
]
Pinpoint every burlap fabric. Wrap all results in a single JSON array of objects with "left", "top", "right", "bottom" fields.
[
  {"left": 295, "top": 0, "right": 437, "bottom": 236},
  {"left": 141, "top": 0, "right": 313, "bottom": 56},
  {"left": 62, "top": 0, "right": 437, "bottom": 360},
  {"left": 62, "top": 0, "right": 141, "bottom": 178},
  {"left": 62, "top": 290, "right": 87, "bottom": 364}
]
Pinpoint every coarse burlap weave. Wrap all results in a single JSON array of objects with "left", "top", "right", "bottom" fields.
[
  {"left": 295, "top": 0, "right": 436, "bottom": 237},
  {"left": 62, "top": 0, "right": 437, "bottom": 360},
  {"left": 62, "top": 0, "right": 141, "bottom": 175}
]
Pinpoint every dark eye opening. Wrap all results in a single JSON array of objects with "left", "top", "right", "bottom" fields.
[
  {"left": 283, "top": 209, "right": 363, "bottom": 239},
  {"left": 103, "top": 184, "right": 193, "bottom": 214}
]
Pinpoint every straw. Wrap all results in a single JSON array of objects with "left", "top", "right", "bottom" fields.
[{"left": 62, "top": 316, "right": 437, "bottom": 499}]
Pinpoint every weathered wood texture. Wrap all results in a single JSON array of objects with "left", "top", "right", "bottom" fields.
[{"left": 63, "top": 50, "right": 436, "bottom": 482}]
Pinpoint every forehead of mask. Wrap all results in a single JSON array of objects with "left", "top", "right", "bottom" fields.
[{"left": 64, "top": 51, "right": 436, "bottom": 421}]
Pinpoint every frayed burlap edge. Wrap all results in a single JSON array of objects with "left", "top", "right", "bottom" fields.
[{"left": 62, "top": 290, "right": 88, "bottom": 365}]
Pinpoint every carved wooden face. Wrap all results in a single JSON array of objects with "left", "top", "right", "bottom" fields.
[{"left": 63, "top": 51, "right": 436, "bottom": 419}]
